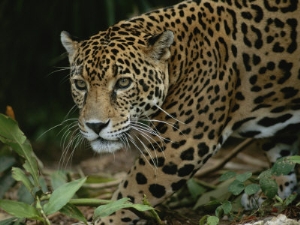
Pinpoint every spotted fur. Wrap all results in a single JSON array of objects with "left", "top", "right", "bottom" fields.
[{"left": 61, "top": 0, "right": 300, "bottom": 224}]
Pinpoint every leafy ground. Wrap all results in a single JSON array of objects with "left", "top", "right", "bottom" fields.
[
  {"left": 0, "top": 111, "right": 299, "bottom": 224},
  {"left": 23, "top": 140, "right": 300, "bottom": 223}
]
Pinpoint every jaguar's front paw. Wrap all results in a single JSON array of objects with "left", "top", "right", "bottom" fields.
[{"left": 241, "top": 191, "right": 266, "bottom": 210}]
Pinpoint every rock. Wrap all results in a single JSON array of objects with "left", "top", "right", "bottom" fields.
[{"left": 243, "top": 214, "right": 300, "bottom": 225}]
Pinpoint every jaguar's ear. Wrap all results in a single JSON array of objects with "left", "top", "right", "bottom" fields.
[
  {"left": 147, "top": 30, "right": 174, "bottom": 61},
  {"left": 60, "top": 31, "right": 78, "bottom": 60}
]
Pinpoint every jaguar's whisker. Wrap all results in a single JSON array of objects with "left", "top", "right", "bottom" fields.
[
  {"left": 126, "top": 133, "right": 157, "bottom": 170},
  {"left": 153, "top": 103, "right": 185, "bottom": 125},
  {"left": 130, "top": 124, "right": 165, "bottom": 155}
]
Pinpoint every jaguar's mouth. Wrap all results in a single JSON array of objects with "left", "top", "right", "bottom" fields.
[
  {"left": 89, "top": 136, "right": 124, "bottom": 153},
  {"left": 95, "top": 136, "right": 111, "bottom": 143}
]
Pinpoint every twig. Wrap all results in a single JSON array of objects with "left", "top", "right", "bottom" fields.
[
  {"left": 82, "top": 179, "right": 121, "bottom": 189},
  {"left": 195, "top": 138, "right": 253, "bottom": 178}
]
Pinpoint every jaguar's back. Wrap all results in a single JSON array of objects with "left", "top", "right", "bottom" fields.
[{"left": 61, "top": 1, "right": 300, "bottom": 224}]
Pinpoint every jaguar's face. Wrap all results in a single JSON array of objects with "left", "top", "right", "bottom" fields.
[{"left": 61, "top": 29, "right": 174, "bottom": 153}]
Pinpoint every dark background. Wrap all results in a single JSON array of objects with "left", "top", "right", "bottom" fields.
[{"left": 0, "top": 0, "right": 179, "bottom": 148}]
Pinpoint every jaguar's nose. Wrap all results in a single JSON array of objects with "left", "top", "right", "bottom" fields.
[{"left": 86, "top": 120, "right": 109, "bottom": 134}]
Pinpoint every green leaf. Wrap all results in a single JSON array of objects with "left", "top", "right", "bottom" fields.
[
  {"left": 60, "top": 203, "right": 87, "bottom": 224},
  {"left": 12, "top": 167, "right": 34, "bottom": 193},
  {"left": 214, "top": 201, "right": 232, "bottom": 218},
  {"left": 245, "top": 184, "right": 260, "bottom": 195},
  {"left": 288, "top": 155, "right": 300, "bottom": 164},
  {"left": 259, "top": 169, "right": 272, "bottom": 179},
  {"left": 44, "top": 177, "right": 86, "bottom": 215},
  {"left": 43, "top": 177, "right": 86, "bottom": 215},
  {"left": 94, "top": 198, "right": 153, "bottom": 219},
  {"left": 206, "top": 216, "right": 219, "bottom": 225},
  {"left": 221, "top": 201, "right": 232, "bottom": 215},
  {"left": 0, "top": 199, "right": 40, "bottom": 220},
  {"left": 50, "top": 170, "right": 68, "bottom": 190},
  {"left": 284, "top": 193, "right": 297, "bottom": 206},
  {"left": 0, "top": 217, "right": 25, "bottom": 225},
  {"left": 22, "top": 153, "right": 40, "bottom": 187},
  {"left": 214, "top": 205, "right": 223, "bottom": 218},
  {"left": 38, "top": 176, "right": 48, "bottom": 193},
  {"left": 130, "top": 202, "right": 153, "bottom": 212},
  {"left": 271, "top": 157, "right": 295, "bottom": 176},
  {"left": 17, "top": 183, "right": 34, "bottom": 204},
  {"left": 199, "top": 215, "right": 209, "bottom": 225},
  {"left": 228, "top": 180, "right": 244, "bottom": 196},
  {"left": 260, "top": 177, "right": 277, "bottom": 199},
  {"left": 0, "top": 114, "right": 27, "bottom": 148},
  {"left": 194, "top": 178, "right": 234, "bottom": 210},
  {"left": 0, "top": 155, "right": 16, "bottom": 173},
  {"left": 236, "top": 172, "right": 252, "bottom": 182},
  {"left": 94, "top": 198, "right": 129, "bottom": 218},
  {"left": 187, "top": 179, "right": 206, "bottom": 199},
  {"left": 0, "top": 114, "right": 40, "bottom": 187},
  {"left": 219, "top": 171, "right": 236, "bottom": 181},
  {"left": 0, "top": 171, "right": 16, "bottom": 199}
]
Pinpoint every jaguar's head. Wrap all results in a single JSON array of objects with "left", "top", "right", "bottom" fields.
[{"left": 61, "top": 27, "right": 174, "bottom": 153}]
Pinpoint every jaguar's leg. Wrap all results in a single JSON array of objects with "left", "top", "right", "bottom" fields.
[
  {"left": 91, "top": 117, "right": 222, "bottom": 224},
  {"left": 241, "top": 135, "right": 299, "bottom": 210}
]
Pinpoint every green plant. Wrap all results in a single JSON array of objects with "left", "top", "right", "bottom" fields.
[
  {"left": 199, "top": 215, "right": 219, "bottom": 225},
  {"left": 0, "top": 113, "right": 160, "bottom": 224},
  {"left": 219, "top": 171, "right": 260, "bottom": 197},
  {"left": 219, "top": 154, "right": 299, "bottom": 202},
  {"left": 93, "top": 195, "right": 161, "bottom": 224},
  {"left": 273, "top": 193, "right": 298, "bottom": 212},
  {"left": 195, "top": 154, "right": 300, "bottom": 224},
  {"left": 0, "top": 113, "right": 88, "bottom": 224},
  {"left": 199, "top": 200, "right": 232, "bottom": 225}
]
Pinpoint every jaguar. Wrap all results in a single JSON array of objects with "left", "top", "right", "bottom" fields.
[{"left": 60, "top": 0, "right": 300, "bottom": 224}]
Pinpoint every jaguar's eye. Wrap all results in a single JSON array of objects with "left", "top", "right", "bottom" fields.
[
  {"left": 74, "top": 80, "right": 87, "bottom": 91},
  {"left": 116, "top": 78, "right": 132, "bottom": 89}
]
